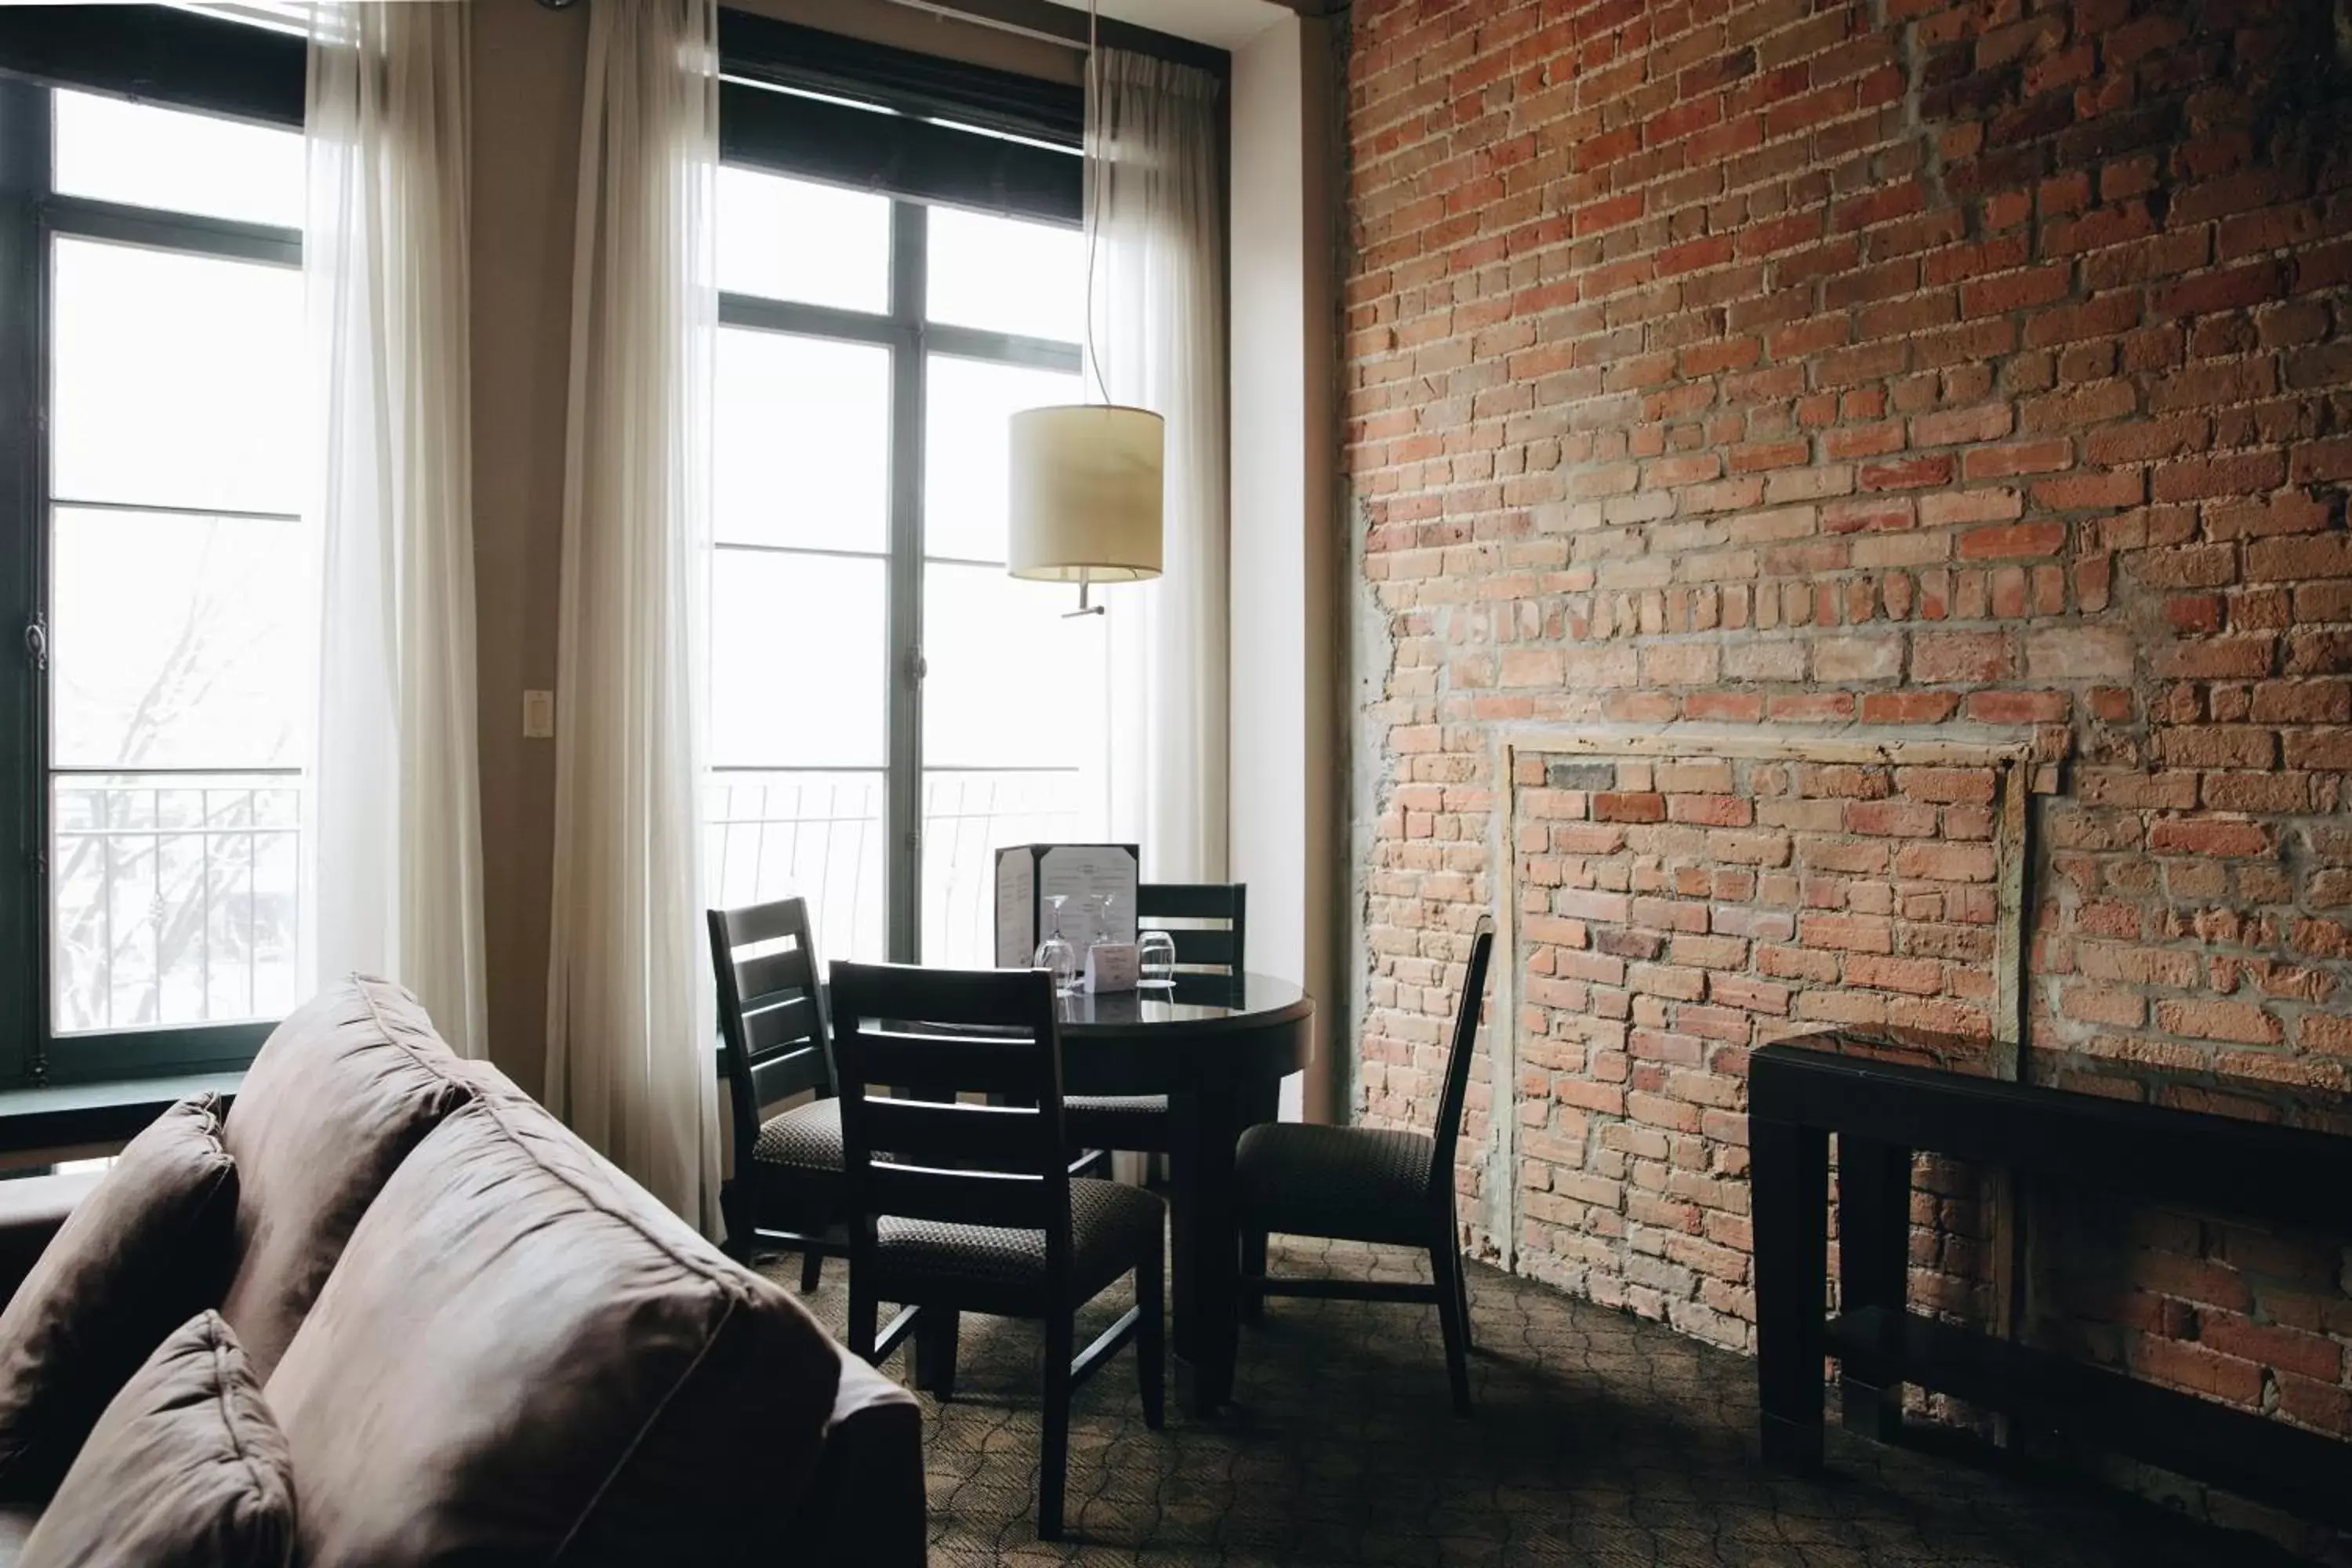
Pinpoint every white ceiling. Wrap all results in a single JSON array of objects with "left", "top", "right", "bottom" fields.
[{"left": 1042, "top": 0, "right": 1293, "bottom": 50}]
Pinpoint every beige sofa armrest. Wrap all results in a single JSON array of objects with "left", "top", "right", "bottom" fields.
[
  {"left": 792, "top": 1345, "right": 926, "bottom": 1567},
  {"left": 0, "top": 1170, "right": 107, "bottom": 1305}
]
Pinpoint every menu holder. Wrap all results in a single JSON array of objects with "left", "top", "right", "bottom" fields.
[{"left": 993, "top": 843, "right": 1140, "bottom": 967}]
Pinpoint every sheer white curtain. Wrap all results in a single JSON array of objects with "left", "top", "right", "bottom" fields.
[
  {"left": 305, "top": 2, "right": 487, "bottom": 1056},
  {"left": 1093, "top": 49, "right": 1229, "bottom": 884},
  {"left": 544, "top": 0, "right": 723, "bottom": 1232}
]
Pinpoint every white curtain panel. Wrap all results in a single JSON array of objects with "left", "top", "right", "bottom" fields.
[
  {"left": 544, "top": 0, "right": 723, "bottom": 1232},
  {"left": 305, "top": 1, "right": 488, "bottom": 1057},
  {"left": 1091, "top": 49, "right": 1231, "bottom": 884}
]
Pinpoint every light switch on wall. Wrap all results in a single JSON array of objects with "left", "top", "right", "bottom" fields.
[{"left": 523, "top": 690, "right": 555, "bottom": 739}]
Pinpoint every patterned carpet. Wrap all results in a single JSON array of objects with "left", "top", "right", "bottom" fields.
[{"left": 760, "top": 1236, "right": 2304, "bottom": 1566}]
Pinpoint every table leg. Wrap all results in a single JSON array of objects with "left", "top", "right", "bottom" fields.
[
  {"left": 1752, "top": 1114, "right": 1828, "bottom": 1473},
  {"left": 1837, "top": 1134, "right": 1912, "bottom": 1442},
  {"left": 1167, "top": 1073, "right": 1278, "bottom": 1416}
]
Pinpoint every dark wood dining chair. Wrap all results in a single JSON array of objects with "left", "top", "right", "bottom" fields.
[
  {"left": 708, "top": 896, "right": 845, "bottom": 1290},
  {"left": 830, "top": 960, "right": 1165, "bottom": 1541},
  {"left": 1232, "top": 916, "right": 1494, "bottom": 1413},
  {"left": 1064, "top": 881, "right": 1247, "bottom": 1162}
]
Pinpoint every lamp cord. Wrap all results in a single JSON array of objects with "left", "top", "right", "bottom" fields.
[{"left": 1081, "top": 0, "right": 1109, "bottom": 405}]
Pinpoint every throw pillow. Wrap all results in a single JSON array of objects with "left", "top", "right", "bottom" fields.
[
  {"left": 16, "top": 1311, "right": 293, "bottom": 1568},
  {"left": 0, "top": 1095, "right": 238, "bottom": 1493}
]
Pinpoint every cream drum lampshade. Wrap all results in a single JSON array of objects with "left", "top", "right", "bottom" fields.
[{"left": 1007, "top": 404, "right": 1165, "bottom": 583}]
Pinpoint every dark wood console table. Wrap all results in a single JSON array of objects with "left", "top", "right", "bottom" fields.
[{"left": 1751, "top": 1028, "right": 2352, "bottom": 1529}]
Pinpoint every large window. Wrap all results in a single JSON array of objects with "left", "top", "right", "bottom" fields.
[
  {"left": 0, "top": 27, "right": 308, "bottom": 1083},
  {"left": 706, "top": 64, "right": 1105, "bottom": 971}
]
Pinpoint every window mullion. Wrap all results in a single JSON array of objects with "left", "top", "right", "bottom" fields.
[
  {"left": 884, "top": 199, "right": 927, "bottom": 964},
  {"left": 0, "top": 79, "right": 48, "bottom": 1085}
]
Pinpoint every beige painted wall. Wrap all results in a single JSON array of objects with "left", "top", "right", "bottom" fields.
[
  {"left": 1227, "top": 14, "right": 1341, "bottom": 1122},
  {"left": 464, "top": 0, "right": 1083, "bottom": 1092},
  {"left": 470, "top": 0, "right": 586, "bottom": 1092}
]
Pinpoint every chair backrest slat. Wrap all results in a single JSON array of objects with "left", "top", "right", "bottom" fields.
[
  {"left": 715, "top": 897, "right": 810, "bottom": 949},
  {"left": 865, "top": 1161, "right": 1054, "bottom": 1229},
  {"left": 1428, "top": 919, "right": 1497, "bottom": 1202},
  {"left": 1137, "top": 881, "right": 1246, "bottom": 981},
  {"left": 742, "top": 993, "right": 820, "bottom": 1056},
  {"left": 707, "top": 897, "right": 835, "bottom": 1181},
  {"left": 861, "top": 1096, "right": 1047, "bottom": 1168},
  {"left": 735, "top": 942, "right": 815, "bottom": 1005},
  {"left": 830, "top": 961, "right": 1070, "bottom": 1254},
  {"left": 855, "top": 1028, "right": 1044, "bottom": 1095},
  {"left": 747, "top": 1041, "right": 829, "bottom": 1109},
  {"left": 1166, "top": 927, "right": 1237, "bottom": 969}
]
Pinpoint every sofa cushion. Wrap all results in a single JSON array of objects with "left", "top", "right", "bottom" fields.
[
  {"left": 17, "top": 1311, "right": 293, "bottom": 1568},
  {"left": 266, "top": 1074, "right": 844, "bottom": 1566},
  {"left": 218, "top": 975, "right": 474, "bottom": 1377},
  {"left": 0, "top": 1097, "right": 236, "bottom": 1495}
]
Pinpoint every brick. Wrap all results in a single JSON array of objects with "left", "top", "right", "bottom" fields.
[
  {"left": 2154, "top": 997, "right": 2282, "bottom": 1046},
  {"left": 1957, "top": 521, "right": 2064, "bottom": 561},
  {"left": 2024, "top": 626, "right": 2134, "bottom": 681},
  {"left": 1593, "top": 793, "right": 1667, "bottom": 824},
  {"left": 1813, "top": 634, "right": 1904, "bottom": 682},
  {"left": 1911, "top": 632, "right": 2009, "bottom": 684},
  {"left": 2147, "top": 818, "right": 2274, "bottom": 858}
]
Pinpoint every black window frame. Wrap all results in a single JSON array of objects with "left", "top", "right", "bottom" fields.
[
  {"left": 0, "top": 6, "right": 304, "bottom": 1087},
  {"left": 713, "top": 16, "right": 1094, "bottom": 966}
]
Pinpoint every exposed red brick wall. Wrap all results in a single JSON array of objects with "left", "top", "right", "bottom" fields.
[{"left": 1344, "top": 0, "right": 2352, "bottom": 1541}]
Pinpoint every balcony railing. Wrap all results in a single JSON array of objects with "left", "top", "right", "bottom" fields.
[
  {"left": 706, "top": 766, "right": 1090, "bottom": 969},
  {"left": 49, "top": 771, "right": 303, "bottom": 1035}
]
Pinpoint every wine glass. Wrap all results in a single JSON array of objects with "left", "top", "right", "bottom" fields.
[
  {"left": 1138, "top": 929, "right": 1177, "bottom": 989},
  {"left": 1033, "top": 895, "right": 1080, "bottom": 993}
]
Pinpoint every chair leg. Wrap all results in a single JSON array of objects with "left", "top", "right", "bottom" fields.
[
  {"left": 1238, "top": 1226, "right": 1267, "bottom": 1324},
  {"left": 1431, "top": 1237, "right": 1472, "bottom": 1415},
  {"left": 718, "top": 1189, "right": 751, "bottom": 1264},
  {"left": 847, "top": 1276, "right": 878, "bottom": 1365},
  {"left": 913, "top": 1308, "right": 960, "bottom": 1402},
  {"left": 1138, "top": 1247, "right": 1165, "bottom": 1430},
  {"left": 1446, "top": 1203, "right": 1472, "bottom": 1353},
  {"left": 1039, "top": 1310, "right": 1074, "bottom": 1541},
  {"left": 799, "top": 1248, "right": 825, "bottom": 1294},
  {"left": 1454, "top": 1247, "right": 1474, "bottom": 1354}
]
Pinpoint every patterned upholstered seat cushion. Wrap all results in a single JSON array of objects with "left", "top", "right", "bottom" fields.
[
  {"left": 1062, "top": 1094, "right": 1170, "bottom": 1152},
  {"left": 751, "top": 1098, "right": 844, "bottom": 1174},
  {"left": 1234, "top": 1123, "right": 1437, "bottom": 1247},
  {"left": 872, "top": 1178, "right": 1163, "bottom": 1305}
]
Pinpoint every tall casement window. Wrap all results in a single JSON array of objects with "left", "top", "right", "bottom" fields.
[
  {"left": 707, "top": 18, "right": 1100, "bottom": 970},
  {"left": 0, "top": 10, "right": 308, "bottom": 1084}
]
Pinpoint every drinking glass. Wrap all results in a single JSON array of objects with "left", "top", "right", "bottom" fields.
[
  {"left": 1138, "top": 929, "right": 1177, "bottom": 989},
  {"left": 1033, "top": 894, "right": 1080, "bottom": 993}
]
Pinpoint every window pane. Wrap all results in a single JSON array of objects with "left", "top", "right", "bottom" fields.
[
  {"left": 53, "top": 90, "right": 303, "bottom": 230},
  {"left": 712, "top": 550, "right": 886, "bottom": 768},
  {"left": 706, "top": 771, "right": 886, "bottom": 964},
  {"left": 717, "top": 330, "right": 889, "bottom": 552},
  {"left": 51, "top": 238, "right": 303, "bottom": 516},
  {"left": 925, "top": 205, "right": 1083, "bottom": 343},
  {"left": 921, "top": 769, "right": 1091, "bottom": 967},
  {"left": 50, "top": 507, "right": 309, "bottom": 770},
  {"left": 719, "top": 165, "right": 889, "bottom": 313},
  {"left": 922, "top": 561, "right": 1105, "bottom": 771},
  {"left": 51, "top": 773, "right": 303, "bottom": 1034},
  {"left": 924, "top": 356, "right": 1081, "bottom": 563}
]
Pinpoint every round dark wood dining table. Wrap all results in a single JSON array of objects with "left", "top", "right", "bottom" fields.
[{"left": 1054, "top": 971, "right": 1313, "bottom": 1415}]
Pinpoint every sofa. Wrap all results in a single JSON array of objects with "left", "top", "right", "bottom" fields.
[{"left": 0, "top": 975, "right": 924, "bottom": 1566}]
